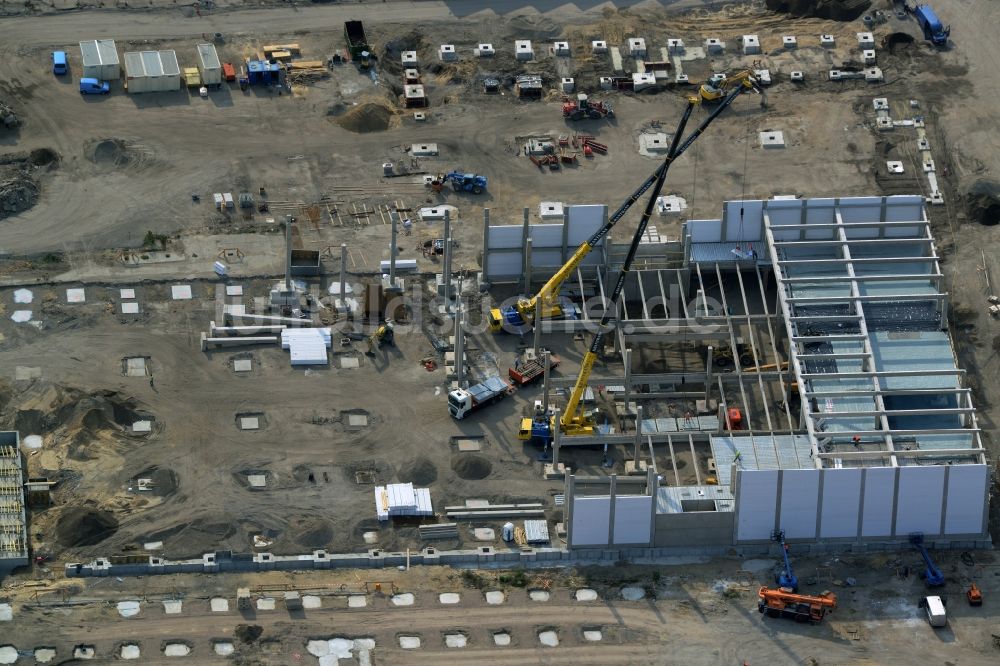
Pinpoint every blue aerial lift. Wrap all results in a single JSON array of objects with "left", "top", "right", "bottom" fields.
[
  {"left": 910, "top": 532, "right": 945, "bottom": 587},
  {"left": 771, "top": 530, "right": 799, "bottom": 592}
]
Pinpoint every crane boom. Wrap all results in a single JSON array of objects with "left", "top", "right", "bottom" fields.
[
  {"left": 488, "top": 77, "right": 761, "bottom": 334},
  {"left": 560, "top": 82, "right": 758, "bottom": 433}
]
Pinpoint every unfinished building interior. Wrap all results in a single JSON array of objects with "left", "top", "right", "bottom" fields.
[{"left": 504, "top": 195, "right": 993, "bottom": 551}]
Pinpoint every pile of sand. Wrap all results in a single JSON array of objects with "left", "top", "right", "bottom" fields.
[
  {"left": 335, "top": 101, "right": 395, "bottom": 133},
  {"left": 451, "top": 455, "right": 493, "bottom": 480},
  {"left": 0, "top": 164, "right": 38, "bottom": 219},
  {"left": 765, "top": 0, "right": 871, "bottom": 21},
  {"left": 398, "top": 456, "right": 438, "bottom": 486}
]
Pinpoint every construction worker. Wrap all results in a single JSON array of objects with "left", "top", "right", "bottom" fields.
[{"left": 402, "top": 218, "right": 413, "bottom": 236}]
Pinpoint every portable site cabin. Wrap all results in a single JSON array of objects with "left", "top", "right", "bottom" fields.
[
  {"left": 124, "top": 50, "right": 181, "bottom": 93},
  {"left": 197, "top": 43, "right": 222, "bottom": 86},
  {"left": 79, "top": 39, "right": 120, "bottom": 80}
]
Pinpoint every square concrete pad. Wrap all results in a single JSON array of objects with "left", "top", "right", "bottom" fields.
[
  {"left": 125, "top": 358, "right": 146, "bottom": 376},
  {"left": 121, "top": 302, "right": 140, "bottom": 314},
  {"left": 234, "top": 359, "right": 253, "bottom": 372},
  {"left": 120, "top": 288, "right": 136, "bottom": 299},
  {"left": 240, "top": 417, "right": 260, "bottom": 430},
  {"left": 210, "top": 598, "right": 229, "bottom": 612},
  {"left": 247, "top": 474, "right": 267, "bottom": 487},
  {"left": 14, "top": 366, "right": 41, "bottom": 380},
  {"left": 347, "top": 414, "right": 368, "bottom": 427},
  {"left": 456, "top": 438, "right": 482, "bottom": 452},
  {"left": 163, "top": 600, "right": 182, "bottom": 614},
  {"left": 171, "top": 285, "right": 193, "bottom": 300},
  {"left": 66, "top": 288, "right": 86, "bottom": 303},
  {"left": 132, "top": 421, "right": 152, "bottom": 433},
  {"left": 226, "top": 285, "right": 243, "bottom": 296},
  {"left": 340, "top": 357, "right": 361, "bottom": 369}
]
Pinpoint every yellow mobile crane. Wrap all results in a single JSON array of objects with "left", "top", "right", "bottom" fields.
[{"left": 521, "top": 78, "right": 763, "bottom": 440}]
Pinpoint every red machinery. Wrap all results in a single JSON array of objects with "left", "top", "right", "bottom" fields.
[
  {"left": 758, "top": 586, "right": 837, "bottom": 623},
  {"left": 562, "top": 94, "right": 614, "bottom": 120}
]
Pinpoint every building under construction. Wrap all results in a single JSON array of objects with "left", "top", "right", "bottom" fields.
[
  {"left": 0, "top": 432, "right": 28, "bottom": 573},
  {"left": 481, "top": 195, "right": 989, "bottom": 551}
]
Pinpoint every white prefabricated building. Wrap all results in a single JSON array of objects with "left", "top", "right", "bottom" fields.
[
  {"left": 124, "top": 50, "right": 181, "bottom": 93},
  {"left": 196, "top": 43, "right": 222, "bottom": 85},
  {"left": 79, "top": 39, "right": 121, "bottom": 80}
]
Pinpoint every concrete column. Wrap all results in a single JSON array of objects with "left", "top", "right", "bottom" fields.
[
  {"left": 284, "top": 214, "right": 293, "bottom": 290},
  {"left": 338, "top": 243, "right": 348, "bottom": 310},
  {"left": 389, "top": 211, "right": 398, "bottom": 283},
  {"left": 524, "top": 236, "right": 533, "bottom": 296},
  {"left": 623, "top": 348, "right": 633, "bottom": 413},
  {"left": 482, "top": 209, "right": 491, "bottom": 281},
  {"left": 646, "top": 465, "right": 658, "bottom": 547},
  {"left": 542, "top": 350, "right": 551, "bottom": 418},
  {"left": 607, "top": 474, "right": 618, "bottom": 546},
  {"left": 442, "top": 210, "right": 452, "bottom": 307},
  {"left": 552, "top": 408, "right": 562, "bottom": 467},
  {"left": 521, "top": 207, "right": 530, "bottom": 288},
  {"left": 564, "top": 472, "right": 575, "bottom": 547},
  {"left": 532, "top": 295, "right": 542, "bottom": 355},
  {"left": 705, "top": 345, "right": 714, "bottom": 401},
  {"left": 633, "top": 404, "right": 643, "bottom": 461},
  {"left": 454, "top": 299, "right": 465, "bottom": 385}
]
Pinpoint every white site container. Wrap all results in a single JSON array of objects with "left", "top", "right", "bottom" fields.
[
  {"left": 80, "top": 39, "right": 121, "bottom": 80},
  {"left": 197, "top": 43, "right": 222, "bottom": 85},
  {"left": 124, "top": 50, "right": 181, "bottom": 93}
]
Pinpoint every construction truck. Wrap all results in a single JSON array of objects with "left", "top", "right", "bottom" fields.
[
  {"left": 911, "top": 4, "right": 950, "bottom": 45},
  {"left": 519, "top": 84, "right": 762, "bottom": 440},
  {"left": 699, "top": 68, "right": 766, "bottom": 106},
  {"left": 448, "top": 376, "right": 513, "bottom": 419},
  {"left": 562, "top": 94, "right": 614, "bottom": 121},
  {"left": 758, "top": 586, "right": 837, "bottom": 623},
  {"left": 344, "top": 21, "right": 370, "bottom": 60},
  {"left": 366, "top": 320, "right": 394, "bottom": 354}
]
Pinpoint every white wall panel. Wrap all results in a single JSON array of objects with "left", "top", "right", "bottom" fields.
[
  {"left": 724, "top": 200, "right": 763, "bottom": 241},
  {"left": 819, "top": 468, "right": 862, "bottom": 538},
  {"left": 803, "top": 198, "right": 836, "bottom": 225},
  {"left": 571, "top": 496, "right": 610, "bottom": 546},
  {"left": 566, "top": 205, "right": 606, "bottom": 244},
  {"left": 488, "top": 225, "right": 523, "bottom": 249},
  {"left": 736, "top": 470, "right": 778, "bottom": 541},
  {"left": 895, "top": 466, "right": 945, "bottom": 536},
  {"left": 778, "top": 470, "right": 819, "bottom": 539},
  {"left": 861, "top": 467, "right": 895, "bottom": 537},
  {"left": 688, "top": 219, "right": 722, "bottom": 242},
  {"left": 944, "top": 465, "right": 987, "bottom": 535},
  {"left": 838, "top": 196, "right": 882, "bottom": 224},
  {"left": 612, "top": 495, "right": 652, "bottom": 545},
  {"left": 884, "top": 195, "right": 924, "bottom": 222}
]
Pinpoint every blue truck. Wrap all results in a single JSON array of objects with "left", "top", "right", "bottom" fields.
[{"left": 912, "top": 4, "right": 950, "bottom": 46}]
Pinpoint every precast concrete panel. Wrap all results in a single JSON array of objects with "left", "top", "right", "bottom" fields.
[
  {"left": 736, "top": 470, "right": 778, "bottom": 542},
  {"left": 571, "top": 496, "right": 611, "bottom": 546},
  {"left": 530, "top": 224, "right": 564, "bottom": 247},
  {"left": 688, "top": 219, "right": 722, "bottom": 242},
  {"left": 488, "top": 225, "right": 523, "bottom": 249},
  {"left": 724, "top": 200, "right": 763, "bottom": 241},
  {"left": 895, "top": 466, "right": 945, "bottom": 536},
  {"left": 819, "top": 468, "right": 862, "bottom": 538},
  {"left": 612, "top": 495, "right": 652, "bottom": 545},
  {"left": 532, "top": 250, "right": 564, "bottom": 268},
  {"left": 802, "top": 198, "right": 836, "bottom": 226},
  {"left": 944, "top": 465, "right": 987, "bottom": 535},
  {"left": 778, "top": 469, "right": 819, "bottom": 539},
  {"left": 860, "top": 467, "right": 895, "bottom": 537},
  {"left": 884, "top": 195, "right": 925, "bottom": 224},
  {"left": 566, "top": 205, "right": 606, "bottom": 244}
]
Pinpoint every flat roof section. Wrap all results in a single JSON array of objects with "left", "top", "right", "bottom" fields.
[
  {"left": 710, "top": 435, "right": 813, "bottom": 485},
  {"left": 760, "top": 195, "right": 985, "bottom": 468}
]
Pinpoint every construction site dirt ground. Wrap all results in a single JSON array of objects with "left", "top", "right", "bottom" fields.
[{"left": 2, "top": 0, "right": 1000, "bottom": 661}]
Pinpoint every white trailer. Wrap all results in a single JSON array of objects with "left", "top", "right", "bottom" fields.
[
  {"left": 80, "top": 39, "right": 120, "bottom": 80},
  {"left": 196, "top": 43, "right": 222, "bottom": 86}
]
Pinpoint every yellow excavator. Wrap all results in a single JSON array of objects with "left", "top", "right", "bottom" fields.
[
  {"left": 699, "top": 67, "right": 766, "bottom": 107},
  {"left": 520, "top": 82, "right": 763, "bottom": 441},
  {"left": 366, "top": 320, "right": 394, "bottom": 354}
]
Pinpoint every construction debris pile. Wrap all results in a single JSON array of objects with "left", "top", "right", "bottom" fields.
[{"left": 0, "top": 98, "right": 18, "bottom": 129}]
